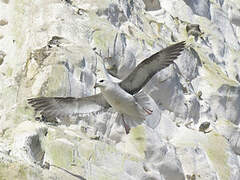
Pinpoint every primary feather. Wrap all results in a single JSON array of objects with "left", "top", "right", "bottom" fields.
[
  {"left": 27, "top": 93, "right": 110, "bottom": 117},
  {"left": 119, "top": 41, "right": 185, "bottom": 94}
]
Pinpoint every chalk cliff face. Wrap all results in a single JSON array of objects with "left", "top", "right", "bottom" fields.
[{"left": 1, "top": 0, "right": 240, "bottom": 179}]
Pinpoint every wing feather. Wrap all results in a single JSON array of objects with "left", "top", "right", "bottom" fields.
[
  {"left": 28, "top": 93, "right": 110, "bottom": 118},
  {"left": 119, "top": 41, "right": 185, "bottom": 94}
]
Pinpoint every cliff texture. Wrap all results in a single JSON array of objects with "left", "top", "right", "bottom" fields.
[{"left": 0, "top": 0, "right": 240, "bottom": 179}]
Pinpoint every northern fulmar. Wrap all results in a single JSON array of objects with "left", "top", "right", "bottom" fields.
[{"left": 28, "top": 41, "right": 185, "bottom": 133}]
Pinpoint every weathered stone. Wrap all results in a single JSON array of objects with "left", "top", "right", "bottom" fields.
[
  {"left": 210, "top": 85, "right": 240, "bottom": 125},
  {"left": 142, "top": 0, "right": 161, "bottom": 11},
  {"left": 199, "top": 121, "right": 210, "bottom": 133},
  {"left": 11, "top": 121, "right": 47, "bottom": 164},
  {"left": 183, "top": 0, "right": 211, "bottom": 19},
  {"left": 0, "top": 0, "right": 240, "bottom": 179},
  {"left": 0, "top": 19, "right": 8, "bottom": 26},
  {"left": 186, "top": 24, "right": 202, "bottom": 39},
  {"left": 0, "top": 50, "right": 6, "bottom": 65},
  {"left": 229, "top": 130, "right": 240, "bottom": 155},
  {"left": 0, "top": 0, "right": 9, "bottom": 4}
]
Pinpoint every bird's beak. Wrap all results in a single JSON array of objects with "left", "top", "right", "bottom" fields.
[{"left": 94, "top": 82, "right": 99, "bottom": 89}]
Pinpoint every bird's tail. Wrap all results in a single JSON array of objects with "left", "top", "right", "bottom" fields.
[{"left": 134, "top": 91, "right": 160, "bottom": 129}]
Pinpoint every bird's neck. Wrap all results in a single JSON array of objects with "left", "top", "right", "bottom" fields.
[{"left": 101, "top": 82, "right": 120, "bottom": 95}]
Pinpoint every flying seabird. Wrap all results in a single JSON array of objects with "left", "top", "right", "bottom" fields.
[{"left": 28, "top": 41, "right": 185, "bottom": 133}]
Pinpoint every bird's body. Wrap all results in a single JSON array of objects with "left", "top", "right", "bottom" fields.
[
  {"left": 28, "top": 41, "right": 186, "bottom": 134},
  {"left": 99, "top": 81, "right": 145, "bottom": 119}
]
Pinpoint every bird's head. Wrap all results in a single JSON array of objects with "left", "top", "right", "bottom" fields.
[{"left": 94, "top": 79, "right": 109, "bottom": 89}]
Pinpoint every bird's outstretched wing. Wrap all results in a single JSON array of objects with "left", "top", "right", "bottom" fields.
[
  {"left": 27, "top": 93, "right": 110, "bottom": 118},
  {"left": 119, "top": 41, "right": 185, "bottom": 94}
]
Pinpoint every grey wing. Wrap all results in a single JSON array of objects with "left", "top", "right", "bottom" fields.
[
  {"left": 119, "top": 41, "right": 185, "bottom": 94},
  {"left": 27, "top": 93, "right": 110, "bottom": 118}
]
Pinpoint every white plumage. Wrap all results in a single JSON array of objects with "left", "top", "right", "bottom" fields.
[{"left": 28, "top": 41, "right": 185, "bottom": 133}]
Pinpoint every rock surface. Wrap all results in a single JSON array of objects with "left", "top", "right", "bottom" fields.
[{"left": 0, "top": 0, "right": 240, "bottom": 179}]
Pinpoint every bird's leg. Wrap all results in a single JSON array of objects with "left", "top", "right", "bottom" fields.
[
  {"left": 121, "top": 114, "right": 130, "bottom": 134},
  {"left": 143, "top": 107, "right": 153, "bottom": 115}
]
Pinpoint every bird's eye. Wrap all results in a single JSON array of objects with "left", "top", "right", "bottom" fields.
[{"left": 99, "top": 80, "right": 104, "bottom": 83}]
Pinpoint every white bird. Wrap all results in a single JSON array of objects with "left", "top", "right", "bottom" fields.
[{"left": 28, "top": 41, "right": 185, "bottom": 133}]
